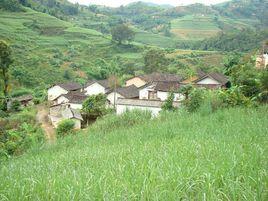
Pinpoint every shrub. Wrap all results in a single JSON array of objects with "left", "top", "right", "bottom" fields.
[
  {"left": 184, "top": 88, "right": 204, "bottom": 112},
  {"left": 162, "top": 92, "right": 176, "bottom": 111},
  {"left": 90, "top": 110, "right": 152, "bottom": 134},
  {"left": 10, "top": 100, "right": 21, "bottom": 112},
  {"left": 56, "top": 119, "right": 75, "bottom": 137}
]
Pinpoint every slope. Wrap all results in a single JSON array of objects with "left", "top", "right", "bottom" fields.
[
  {"left": 0, "top": 7, "right": 143, "bottom": 89},
  {"left": 0, "top": 107, "right": 267, "bottom": 199}
]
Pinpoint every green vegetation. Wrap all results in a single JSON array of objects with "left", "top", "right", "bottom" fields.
[
  {"left": 0, "top": 107, "right": 44, "bottom": 160},
  {"left": 56, "top": 119, "right": 75, "bottom": 137},
  {"left": 0, "top": 107, "right": 267, "bottom": 199}
]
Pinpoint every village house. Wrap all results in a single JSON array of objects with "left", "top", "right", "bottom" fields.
[
  {"left": 139, "top": 81, "right": 185, "bottom": 101},
  {"left": 107, "top": 85, "right": 139, "bottom": 106},
  {"left": 84, "top": 79, "right": 110, "bottom": 96},
  {"left": 193, "top": 72, "right": 230, "bottom": 89},
  {"left": 49, "top": 104, "right": 83, "bottom": 129},
  {"left": 8, "top": 94, "right": 34, "bottom": 110},
  {"left": 56, "top": 91, "right": 88, "bottom": 109},
  {"left": 48, "top": 82, "right": 81, "bottom": 102},
  {"left": 125, "top": 73, "right": 183, "bottom": 88}
]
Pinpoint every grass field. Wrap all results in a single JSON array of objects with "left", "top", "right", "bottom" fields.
[
  {"left": 170, "top": 14, "right": 254, "bottom": 41},
  {"left": 0, "top": 107, "right": 267, "bottom": 200}
]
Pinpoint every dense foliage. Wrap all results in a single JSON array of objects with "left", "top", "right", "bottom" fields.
[
  {"left": 56, "top": 119, "right": 75, "bottom": 137},
  {"left": 196, "top": 29, "right": 268, "bottom": 52}
]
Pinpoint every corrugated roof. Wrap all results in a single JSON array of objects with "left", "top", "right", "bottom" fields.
[{"left": 13, "top": 94, "right": 33, "bottom": 102}]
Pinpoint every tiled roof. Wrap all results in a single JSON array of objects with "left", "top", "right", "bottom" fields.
[
  {"left": 62, "top": 91, "right": 87, "bottom": 104},
  {"left": 57, "top": 82, "right": 81, "bottom": 91},
  {"left": 194, "top": 72, "right": 229, "bottom": 85},
  {"left": 85, "top": 79, "right": 110, "bottom": 89},
  {"left": 113, "top": 85, "right": 139, "bottom": 99},
  {"left": 13, "top": 94, "right": 33, "bottom": 102},
  {"left": 154, "top": 81, "right": 182, "bottom": 92},
  {"left": 138, "top": 73, "right": 183, "bottom": 82}
]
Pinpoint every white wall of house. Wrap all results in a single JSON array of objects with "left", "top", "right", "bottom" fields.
[
  {"left": 57, "top": 96, "right": 69, "bottom": 104},
  {"left": 48, "top": 86, "right": 68, "bottom": 101},
  {"left": 126, "top": 77, "right": 146, "bottom": 88},
  {"left": 69, "top": 103, "right": 83, "bottom": 110},
  {"left": 157, "top": 91, "right": 184, "bottom": 101},
  {"left": 116, "top": 104, "right": 162, "bottom": 117},
  {"left": 139, "top": 85, "right": 155, "bottom": 99},
  {"left": 196, "top": 77, "right": 220, "bottom": 85},
  {"left": 107, "top": 92, "right": 124, "bottom": 105},
  {"left": 84, "top": 83, "right": 105, "bottom": 96}
]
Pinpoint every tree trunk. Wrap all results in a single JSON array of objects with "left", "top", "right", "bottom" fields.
[{"left": 2, "top": 68, "right": 8, "bottom": 111}]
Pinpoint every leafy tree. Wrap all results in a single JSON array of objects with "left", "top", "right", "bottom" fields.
[
  {"left": 0, "top": 41, "right": 13, "bottom": 111},
  {"left": 0, "top": 0, "right": 22, "bottom": 12},
  {"left": 111, "top": 24, "right": 135, "bottom": 44},
  {"left": 82, "top": 94, "right": 107, "bottom": 125},
  {"left": 223, "top": 53, "right": 241, "bottom": 76},
  {"left": 162, "top": 92, "right": 175, "bottom": 111},
  {"left": 179, "top": 85, "right": 193, "bottom": 100},
  {"left": 144, "top": 49, "right": 167, "bottom": 73}
]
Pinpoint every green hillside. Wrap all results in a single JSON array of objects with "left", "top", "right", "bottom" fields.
[
  {"left": 0, "top": 107, "right": 267, "bottom": 199},
  {"left": 0, "top": 7, "right": 144, "bottom": 89}
]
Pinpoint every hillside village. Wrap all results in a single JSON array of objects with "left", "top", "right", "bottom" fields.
[{"left": 47, "top": 71, "right": 229, "bottom": 129}]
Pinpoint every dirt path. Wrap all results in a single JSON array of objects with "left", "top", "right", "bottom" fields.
[{"left": 36, "top": 105, "right": 56, "bottom": 143}]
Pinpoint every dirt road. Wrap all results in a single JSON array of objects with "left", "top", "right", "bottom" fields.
[{"left": 36, "top": 105, "right": 56, "bottom": 143}]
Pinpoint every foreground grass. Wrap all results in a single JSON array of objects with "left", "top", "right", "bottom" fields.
[{"left": 0, "top": 107, "right": 267, "bottom": 200}]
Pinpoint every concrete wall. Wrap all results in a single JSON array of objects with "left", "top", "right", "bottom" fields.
[
  {"left": 126, "top": 77, "right": 146, "bottom": 88},
  {"left": 107, "top": 92, "right": 124, "bottom": 105},
  {"left": 116, "top": 104, "right": 162, "bottom": 117},
  {"left": 48, "top": 86, "right": 68, "bottom": 101},
  {"left": 196, "top": 77, "right": 220, "bottom": 85},
  {"left": 84, "top": 83, "right": 105, "bottom": 96},
  {"left": 157, "top": 91, "right": 184, "bottom": 101}
]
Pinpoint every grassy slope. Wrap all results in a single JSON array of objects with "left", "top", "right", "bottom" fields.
[
  {"left": 0, "top": 8, "right": 143, "bottom": 87},
  {"left": 170, "top": 14, "right": 255, "bottom": 41},
  {"left": 0, "top": 107, "right": 267, "bottom": 200}
]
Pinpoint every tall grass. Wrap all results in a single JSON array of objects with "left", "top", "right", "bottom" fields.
[{"left": 0, "top": 107, "right": 267, "bottom": 200}]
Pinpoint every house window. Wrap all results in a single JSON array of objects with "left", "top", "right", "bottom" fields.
[{"left": 148, "top": 91, "right": 157, "bottom": 100}]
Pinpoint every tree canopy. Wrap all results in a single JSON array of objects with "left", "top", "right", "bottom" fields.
[{"left": 111, "top": 24, "right": 135, "bottom": 44}]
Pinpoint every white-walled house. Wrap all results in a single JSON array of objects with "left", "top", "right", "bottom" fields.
[
  {"left": 139, "top": 81, "right": 185, "bottom": 101},
  {"left": 84, "top": 80, "right": 110, "bottom": 96},
  {"left": 107, "top": 85, "right": 139, "bottom": 106},
  {"left": 49, "top": 104, "right": 83, "bottom": 129},
  {"left": 194, "top": 72, "right": 230, "bottom": 89},
  {"left": 48, "top": 83, "right": 81, "bottom": 101},
  {"left": 56, "top": 91, "right": 87, "bottom": 110}
]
